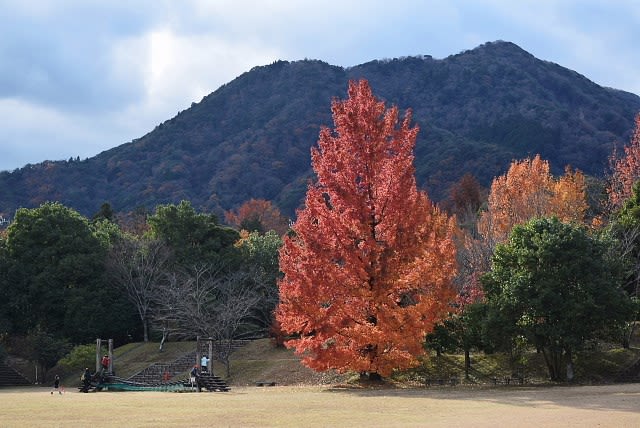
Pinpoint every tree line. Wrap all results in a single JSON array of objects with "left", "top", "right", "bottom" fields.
[{"left": 0, "top": 198, "right": 287, "bottom": 378}]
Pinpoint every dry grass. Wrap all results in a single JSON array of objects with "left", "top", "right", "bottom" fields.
[
  {"left": 112, "top": 341, "right": 196, "bottom": 378},
  {"left": 226, "top": 340, "right": 347, "bottom": 386},
  {"left": 53, "top": 338, "right": 640, "bottom": 391},
  {"left": 1, "top": 383, "right": 639, "bottom": 427}
]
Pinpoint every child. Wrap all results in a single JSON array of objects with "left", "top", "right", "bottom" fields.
[
  {"left": 101, "top": 354, "right": 110, "bottom": 373},
  {"left": 190, "top": 366, "right": 198, "bottom": 388},
  {"left": 51, "top": 375, "right": 62, "bottom": 395},
  {"left": 200, "top": 355, "right": 209, "bottom": 373}
]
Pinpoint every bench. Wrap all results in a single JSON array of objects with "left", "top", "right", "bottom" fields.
[
  {"left": 492, "top": 375, "right": 526, "bottom": 385},
  {"left": 255, "top": 381, "right": 276, "bottom": 387},
  {"left": 425, "top": 377, "right": 458, "bottom": 387}
]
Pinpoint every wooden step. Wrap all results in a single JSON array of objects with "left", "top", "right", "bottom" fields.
[{"left": 196, "top": 374, "right": 230, "bottom": 392}]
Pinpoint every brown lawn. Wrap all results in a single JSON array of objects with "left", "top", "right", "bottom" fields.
[{"left": 0, "top": 383, "right": 639, "bottom": 427}]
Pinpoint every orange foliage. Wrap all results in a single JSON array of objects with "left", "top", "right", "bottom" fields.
[
  {"left": 478, "top": 155, "right": 587, "bottom": 242},
  {"left": 276, "top": 80, "right": 457, "bottom": 377},
  {"left": 608, "top": 113, "right": 640, "bottom": 210},
  {"left": 224, "top": 198, "right": 289, "bottom": 236}
]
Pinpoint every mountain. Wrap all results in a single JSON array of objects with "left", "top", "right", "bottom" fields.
[{"left": 1, "top": 41, "right": 639, "bottom": 220}]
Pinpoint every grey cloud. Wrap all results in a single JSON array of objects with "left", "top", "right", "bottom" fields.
[{"left": 0, "top": 1, "right": 156, "bottom": 112}]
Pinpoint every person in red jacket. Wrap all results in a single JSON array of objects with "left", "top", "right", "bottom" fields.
[{"left": 101, "top": 355, "right": 110, "bottom": 373}]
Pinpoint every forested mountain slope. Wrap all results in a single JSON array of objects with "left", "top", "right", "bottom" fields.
[{"left": 1, "top": 41, "right": 638, "bottom": 219}]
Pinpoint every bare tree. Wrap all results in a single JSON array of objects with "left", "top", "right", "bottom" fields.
[
  {"left": 152, "top": 263, "right": 262, "bottom": 377},
  {"left": 106, "top": 236, "right": 170, "bottom": 342}
]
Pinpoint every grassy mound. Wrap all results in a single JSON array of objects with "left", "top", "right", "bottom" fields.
[
  {"left": 111, "top": 341, "right": 196, "bottom": 379},
  {"left": 51, "top": 338, "right": 640, "bottom": 388}
]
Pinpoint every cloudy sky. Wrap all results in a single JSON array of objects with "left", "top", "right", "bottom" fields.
[{"left": 1, "top": 0, "right": 639, "bottom": 172}]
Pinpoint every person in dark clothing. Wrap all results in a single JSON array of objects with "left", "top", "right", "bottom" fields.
[
  {"left": 190, "top": 366, "right": 198, "bottom": 388},
  {"left": 51, "top": 375, "right": 62, "bottom": 394},
  {"left": 81, "top": 367, "right": 92, "bottom": 392}
]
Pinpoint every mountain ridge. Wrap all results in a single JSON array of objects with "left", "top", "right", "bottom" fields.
[{"left": 1, "top": 41, "right": 638, "bottom": 219}]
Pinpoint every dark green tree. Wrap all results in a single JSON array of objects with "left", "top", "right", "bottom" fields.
[
  {"left": 4, "top": 203, "right": 106, "bottom": 339},
  {"left": 57, "top": 343, "right": 96, "bottom": 373},
  {"left": 607, "top": 180, "right": 640, "bottom": 347},
  {"left": 425, "top": 303, "right": 485, "bottom": 379},
  {"left": 482, "top": 217, "right": 635, "bottom": 381},
  {"left": 3, "top": 202, "right": 138, "bottom": 344},
  {"left": 236, "top": 230, "right": 282, "bottom": 333},
  {"left": 25, "top": 330, "right": 72, "bottom": 381},
  {"left": 612, "top": 181, "right": 640, "bottom": 297},
  {"left": 147, "top": 201, "right": 240, "bottom": 267},
  {"left": 92, "top": 202, "right": 115, "bottom": 223},
  {"left": 0, "top": 232, "right": 10, "bottom": 334}
]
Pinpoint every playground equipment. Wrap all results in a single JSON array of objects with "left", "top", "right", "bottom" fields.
[
  {"left": 78, "top": 338, "right": 230, "bottom": 393},
  {"left": 81, "top": 375, "right": 197, "bottom": 392},
  {"left": 191, "top": 336, "right": 230, "bottom": 392},
  {"left": 95, "top": 338, "right": 113, "bottom": 374}
]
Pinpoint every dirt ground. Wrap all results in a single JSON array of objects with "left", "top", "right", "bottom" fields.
[{"left": 1, "top": 383, "right": 639, "bottom": 427}]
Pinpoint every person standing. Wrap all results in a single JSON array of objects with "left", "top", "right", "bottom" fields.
[
  {"left": 81, "top": 368, "right": 92, "bottom": 393},
  {"left": 190, "top": 365, "right": 198, "bottom": 388},
  {"left": 101, "top": 354, "right": 110, "bottom": 373},
  {"left": 51, "top": 375, "right": 62, "bottom": 394},
  {"left": 200, "top": 355, "right": 209, "bottom": 374}
]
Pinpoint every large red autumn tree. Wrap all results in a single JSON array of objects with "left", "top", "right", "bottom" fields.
[{"left": 276, "top": 80, "right": 457, "bottom": 379}]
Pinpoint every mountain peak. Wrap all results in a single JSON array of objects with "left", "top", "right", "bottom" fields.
[
  {"left": 0, "top": 41, "right": 638, "bottom": 219},
  {"left": 456, "top": 40, "right": 535, "bottom": 60}
]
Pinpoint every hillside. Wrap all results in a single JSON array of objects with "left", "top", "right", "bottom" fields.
[
  {"left": 0, "top": 41, "right": 639, "bottom": 219},
  {"left": 50, "top": 338, "right": 640, "bottom": 388}
]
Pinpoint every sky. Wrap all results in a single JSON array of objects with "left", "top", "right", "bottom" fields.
[{"left": 1, "top": 0, "right": 639, "bottom": 172}]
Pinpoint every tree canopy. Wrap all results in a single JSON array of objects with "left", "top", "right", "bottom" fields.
[
  {"left": 147, "top": 200, "right": 240, "bottom": 267},
  {"left": 478, "top": 155, "right": 587, "bottom": 243},
  {"left": 1, "top": 202, "right": 137, "bottom": 343},
  {"left": 482, "top": 217, "right": 635, "bottom": 381},
  {"left": 277, "top": 80, "right": 457, "bottom": 379}
]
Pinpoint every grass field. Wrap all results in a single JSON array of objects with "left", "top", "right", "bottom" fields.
[{"left": 1, "top": 383, "right": 639, "bottom": 427}]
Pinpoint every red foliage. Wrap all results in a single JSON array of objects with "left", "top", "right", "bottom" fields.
[
  {"left": 276, "top": 80, "right": 457, "bottom": 377},
  {"left": 608, "top": 113, "right": 640, "bottom": 210},
  {"left": 225, "top": 198, "right": 289, "bottom": 236}
]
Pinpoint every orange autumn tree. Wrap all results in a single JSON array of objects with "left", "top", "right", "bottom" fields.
[
  {"left": 224, "top": 198, "right": 289, "bottom": 236},
  {"left": 478, "top": 155, "right": 587, "bottom": 243},
  {"left": 276, "top": 80, "right": 457, "bottom": 380},
  {"left": 608, "top": 113, "right": 640, "bottom": 211}
]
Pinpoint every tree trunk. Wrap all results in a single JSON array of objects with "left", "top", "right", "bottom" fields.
[
  {"left": 623, "top": 321, "right": 635, "bottom": 349},
  {"left": 464, "top": 348, "right": 471, "bottom": 380},
  {"left": 541, "top": 346, "right": 563, "bottom": 381},
  {"left": 159, "top": 327, "right": 168, "bottom": 352},
  {"left": 565, "top": 348, "right": 574, "bottom": 382},
  {"left": 359, "top": 372, "right": 383, "bottom": 383},
  {"left": 143, "top": 319, "right": 149, "bottom": 342}
]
